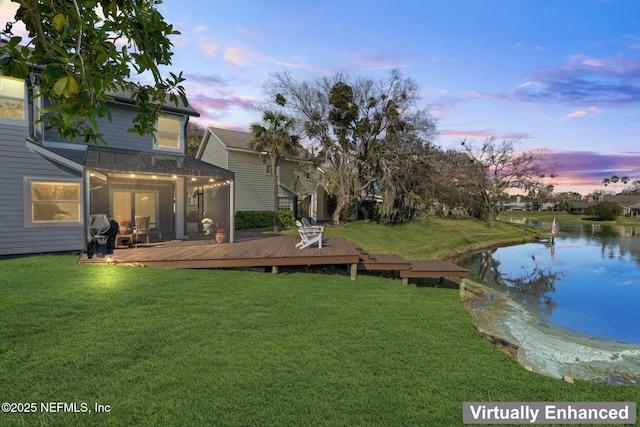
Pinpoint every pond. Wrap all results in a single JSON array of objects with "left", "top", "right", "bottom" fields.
[{"left": 455, "top": 220, "right": 640, "bottom": 382}]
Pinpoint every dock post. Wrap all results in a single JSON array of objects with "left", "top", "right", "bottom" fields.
[
  {"left": 459, "top": 279, "right": 466, "bottom": 298},
  {"left": 350, "top": 263, "right": 358, "bottom": 280}
]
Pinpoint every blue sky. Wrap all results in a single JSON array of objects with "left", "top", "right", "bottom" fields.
[{"left": 2, "top": 0, "right": 639, "bottom": 194}]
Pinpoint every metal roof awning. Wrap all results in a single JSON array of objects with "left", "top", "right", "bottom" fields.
[{"left": 48, "top": 146, "right": 234, "bottom": 180}]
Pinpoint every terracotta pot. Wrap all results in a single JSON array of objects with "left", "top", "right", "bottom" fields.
[{"left": 215, "top": 232, "right": 227, "bottom": 243}]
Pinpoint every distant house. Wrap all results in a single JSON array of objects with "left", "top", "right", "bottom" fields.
[
  {"left": 196, "top": 127, "right": 329, "bottom": 221},
  {"left": 604, "top": 194, "right": 640, "bottom": 217},
  {"left": 569, "top": 195, "right": 640, "bottom": 217},
  {"left": 0, "top": 72, "right": 234, "bottom": 257}
]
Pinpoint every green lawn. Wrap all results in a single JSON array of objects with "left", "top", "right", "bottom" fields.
[
  {"left": 290, "top": 217, "right": 541, "bottom": 260},
  {"left": 1, "top": 219, "right": 639, "bottom": 426}
]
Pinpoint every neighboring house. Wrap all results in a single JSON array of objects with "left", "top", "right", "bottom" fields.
[
  {"left": 604, "top": 194, "right": 640, "bottom": 217},
  {"left": 0, "top": 73, "right": 235, "bottom": 257},
  {"left": 569, "top": 195, "right": 640, "bottom": 217},
  {"left": 197, "top": 127, "right": 329, "bottom": 221},
  {"left": 500, "top": 195, "right": 529, "bottom": 211}
]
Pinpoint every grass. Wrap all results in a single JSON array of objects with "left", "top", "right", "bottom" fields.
[
  {"left": 2, "top": 219, "right": 640, "bottom": 426},
  {"left": 287, "top": 217, "right": 541, "bottom": 260}
]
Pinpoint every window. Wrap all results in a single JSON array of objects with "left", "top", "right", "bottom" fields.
[
  {"left": 0, "top": 75, "right": 26, "bottom": 122},
  {"left": 25, "top": 179, "right": 81, "bottom": 225},
  {"left": 156, "top": 115, "right": 182, "bottom": 150},
  {"left": 266, "top": 163, "right": 279, "bottom": 176},
  {"left": 278, "top": 196, "right": 293, "bottom": 211},
  {"left": 31, "top": 86, "right": 43, "bottom": 136}
]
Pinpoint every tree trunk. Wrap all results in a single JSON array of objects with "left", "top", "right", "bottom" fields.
[
  {"left": 272, "top": 156, "right": 279, "bottom": 232},
  {"left": 331, "top": 196, "right": 347, "bottom": 225}
]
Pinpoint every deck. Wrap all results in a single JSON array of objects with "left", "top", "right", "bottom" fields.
[{"left": 79, "top": 234, "right": 467, "bottom": 283}]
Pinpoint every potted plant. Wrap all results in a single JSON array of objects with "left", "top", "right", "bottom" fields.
[
  {"left": 119, "top": 219, "right": 132, "bottom": 234},
  {"left": 215, "top": 221, "right": 227, "bottom": 243},
  {"left": 201, "top": 217, "right": 213, "bottom": 230}
]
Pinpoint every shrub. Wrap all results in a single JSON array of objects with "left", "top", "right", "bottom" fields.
[
  {"left": 235, "top": 210, "right": 296, "bottom": 229},
  {"left": 586, "top": 201, "right": 624, "bottom": 221},
  {"left": 277, "top": 210, "right": 296, "bottom": 227},
  {"left": 235, "top": 211, "right": 274, "bottom": 229}
]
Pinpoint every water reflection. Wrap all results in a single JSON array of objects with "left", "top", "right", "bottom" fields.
[
  {"left": 456, "top": 223, "right": 640, "bottom": 344},
  {"left": 469, "top": 246, "right": 561, "bottom": 318}
]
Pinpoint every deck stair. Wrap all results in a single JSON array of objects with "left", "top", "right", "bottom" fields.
[{"left": 359, "top": 253, "right": 411, "bottom": 271}]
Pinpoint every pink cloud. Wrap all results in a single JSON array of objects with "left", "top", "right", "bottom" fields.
[
  {"left": 567, "top": 107, "right": 604, "bottom": 118},
  {"left": 223, "top": 46, "right": 255, "bottom": 66},
  {"left": 200, "top": 43, "right": 220, "bottom": 58},
  {"left": 547, "top": 150, "right": 640, "bottom": 192}
]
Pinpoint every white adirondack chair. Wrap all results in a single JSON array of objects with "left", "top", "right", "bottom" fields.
[{"left": 295, "top": 220, "right": 323, "bottom": 249}]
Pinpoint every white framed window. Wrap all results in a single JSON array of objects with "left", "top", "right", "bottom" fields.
[
  {"left": 31, "top": 86, "right": 43, "bottom": 137},
  {"left": 278, "top": 195, "right": 293, "bottom": 211},
  {"left": 0, "top": 75, "right": 27, "bottom": 124},
  {"left": 24, "top": 178, "right": 82, "bottom": 227},
  {"left": 155, "top": 114, "right": 183, "bottom": 151},
  {"left": 266, "top": 163, "right": 279, "bottom": 176}
]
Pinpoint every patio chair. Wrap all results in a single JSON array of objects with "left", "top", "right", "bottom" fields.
[
  {"left": 134, "top": 215, "right": 150, "bottom": 245},
  {"left": 295, "top": 220, "right": 323, "bottom": 249}
]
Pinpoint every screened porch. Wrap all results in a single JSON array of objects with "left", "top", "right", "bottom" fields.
[{"left": 84, "top": 147, "right": 234, "bottom": 244}]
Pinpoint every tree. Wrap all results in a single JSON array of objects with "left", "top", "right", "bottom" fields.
[
  {"left": 611, "top": 175, "right": 620, "bottom": 193},
  {"left": 587, "top": 201, "right": 624, "bottom": 221},
  {"left": 621, "top": 176, "right": 630, "bottom": 192},
  {"left": 374, "top": 116, "right": 438, "bottom": 223},
  {"left": 250, "top": 110, "right": 299, "bottom": 232},
  {"left": 267, "top": 69, "right": 436, "bottom": 224},
  {"left": 186, "top": 121, "right": 205, "bottom": 157},
  {"left": 1, "top": 0, "right": 186, "bottom": 145},
  {"left": 456, "top": 138, "right": 547, "bottom": 223}
]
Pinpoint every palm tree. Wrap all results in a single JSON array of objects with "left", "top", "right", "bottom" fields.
[
  {"left": 611, "top": 175, "right": 619, "bottom": 193},
  {"left": 250, "top": 110, "right": 299, "bottom": 232},
  {"left": 621, "top": 176, "right": 629, "bottom": 192}
]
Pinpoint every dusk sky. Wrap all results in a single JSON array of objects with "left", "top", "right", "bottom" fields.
[{"left": 2, "top": 0, "right": 639, "bottom": 194}]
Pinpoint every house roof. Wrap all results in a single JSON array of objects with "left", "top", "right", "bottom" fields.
[
  {"left": 107, "top": 87, "right": 199, "bottom": 117},
  {"left": 47, "top": 146, "right": 234, "bottom": 180},
  {"left": 203, "top": 127, "right": 315, "bottom": 161},
  {"left": 604, "top": 194, "right": 640, "bottom": 207}
]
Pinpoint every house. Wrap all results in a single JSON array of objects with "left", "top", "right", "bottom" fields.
[
  {"left": 0, "top": 73, "right": 235, "bottom": 257},
  {"left": 604, "top": 194, "right": 640, "bottom": 217},
  {"left": 196, "top": 127, "right": 329, "bottom": 221}
]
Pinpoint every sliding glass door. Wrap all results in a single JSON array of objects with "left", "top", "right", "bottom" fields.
[{"left": 112, "top": 191, "right": 158, "bottom": 227}]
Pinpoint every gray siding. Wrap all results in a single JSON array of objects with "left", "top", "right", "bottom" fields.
[
  {"left": 43, "top": 103, "right": 182, "bottom": 153},
  {"left": 200, "top": 133, "right": 229, "bottom": 169},
  {"left": 0, "top": 124, "right": 83, "bottom": 256},
  {"left": 228, "top": 151, "right": 273, "bottom": 211}
]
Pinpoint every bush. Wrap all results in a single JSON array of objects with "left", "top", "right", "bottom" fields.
[
  {"left": 586, "top": 201, "right": 624, "bottom": 221},
  {"left": 277, "top": 210, "right": 296, "bottom": 227},
  {"left": 235, "top": 211, "right": 274, "bottom": 229},
  {"left": 235, "top": 210, "right": 296, "bottom": 229}
]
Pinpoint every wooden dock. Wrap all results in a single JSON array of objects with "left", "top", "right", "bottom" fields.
[{"left": 79, "top": 234, "right": 467, "bottom": 283}]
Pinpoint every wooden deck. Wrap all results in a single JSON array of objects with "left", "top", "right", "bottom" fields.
[{"left": 79, "top": 234, "right": 467, "bottom": 283}]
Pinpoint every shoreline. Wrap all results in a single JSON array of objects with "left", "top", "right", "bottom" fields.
[{"left": 463, "top": 280, "right": 640, "bottom": 384}]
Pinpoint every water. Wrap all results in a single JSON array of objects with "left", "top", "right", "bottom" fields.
[
  {"left": 455, "top": 222, "right": 640, "bottom": 382},
  {"left": 457, "top": 222, "right": 640, "bottom": 344}
]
